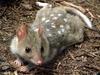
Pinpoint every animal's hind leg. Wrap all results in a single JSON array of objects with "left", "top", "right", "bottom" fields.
[{"left": 75, "top": 29, "right": 84, "bottom": 43}]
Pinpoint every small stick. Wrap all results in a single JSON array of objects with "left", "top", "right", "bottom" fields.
[
  {"left": 97, "top": 14, "right": 100, "bottom": 18},
  {"left": 36, "top": 2, "right": 52, "bottom": 8},
  {"left": 68, "top": 50, "right": 75, "bottom": 60},
  {"left": 0, "top": 7, "right": 7, "bottom": 18},
  {"left": 59, "top": 1, "right": 86, "bottom": 13},
  {"left": 85, "top": 64, "right": 100, "bottom": 71},
  {"left": 86, "top": 8, "right": 96, "bottom": 21},
  {"left": 57, "top": 62, "right": 61, "bottom": 70}
]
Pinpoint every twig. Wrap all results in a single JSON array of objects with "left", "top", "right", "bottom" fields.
[
  {"left": 68, "top": 50, "right": 75, "bottom": 60},
  {"left": 56, "top": 1, "right": 98, "bottom": 21},
  {"left": 85, "top": 64, "right": 100, "bottom": 71},
  {"left": 57, "top": 62, "right": 61, "bottom": 70},
  {"left": 86, "top": 8, "right": 96, "bottom": 21},
  {"left": 97, "top": 14, "right": 100, "bottom": 18},
  {"left": 0, "top": 7, "right": 7, "bottom": 18},
  {"left": 58, "top": 1, "right": 86, "bottom": 13}
]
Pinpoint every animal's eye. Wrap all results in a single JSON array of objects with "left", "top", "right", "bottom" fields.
[
  {"left": 41, "top": 46, "right": 44, "bottom": 53},
  {"left": 25, "top": 47, "right": 31, "bottom": 53}
]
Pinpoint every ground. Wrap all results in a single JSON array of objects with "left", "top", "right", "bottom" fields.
[{"left": 0, "top": 0, "right": 100, "bottom": 75}]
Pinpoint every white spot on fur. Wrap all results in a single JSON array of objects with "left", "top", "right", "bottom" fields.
[
  {"left": 52, "top": 17, "right": 58, "bottom": 20},
  {"left": 42, "top": 17, "right": 46, "bottom": 21},
  {"left": 60, "top": 25, "right": 64, "bottom": 28},
  {"left": 45, "top": 19, "right": 50, "bottom": 23},
  {"left": 34, "top": 28, "right": 39, "bottom": 32},
  {"left": 48, "top": 34, "right": 52, "bottom": 37},
  {"left": 61, "top": 29, "right": 65, "bottom": 32},
  {"left": 58, "top": 14, "right": 62, "bottom": 16},
  {"left": 63, "top": 18, "right": 67, "bottom": 22},
  {"left": 58, "top": 31, "right": 61, "bottom": 34},
  {"left": 51, "top": 25, "right": 56, "bottom": 28}
]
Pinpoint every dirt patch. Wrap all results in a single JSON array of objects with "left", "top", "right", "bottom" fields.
[{"left": 0, "top": 0, "right": 100, "bottom": 75}]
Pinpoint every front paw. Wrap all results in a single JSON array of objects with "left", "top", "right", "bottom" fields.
[
  {"left": 14, "top": 58, "right": 23, "bottom": 67},
  {"left": 10, "top": 59, "right": 30, "bottom": 73}
]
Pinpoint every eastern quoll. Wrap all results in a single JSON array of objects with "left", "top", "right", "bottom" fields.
[{"left": 10, "top": 2, "right": 99, "bottom": 72}]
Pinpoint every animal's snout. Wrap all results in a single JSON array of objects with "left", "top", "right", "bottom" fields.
[
  {"left": 35, "top": 55, "right": 44, "bottom": 65},
  {"left": 37, "top": 60, "right": 43, "bottom": 65}
]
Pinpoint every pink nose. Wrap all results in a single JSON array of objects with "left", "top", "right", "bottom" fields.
[{"left": 37, "top": 60, "right": 43, "bottom": 65}]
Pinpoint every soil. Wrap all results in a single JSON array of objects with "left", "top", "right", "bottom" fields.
[{"left": 0, "top": 0, "right": 100, "bottom": 75}]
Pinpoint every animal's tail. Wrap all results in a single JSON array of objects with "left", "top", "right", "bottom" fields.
[
  {"left": 64, "top": 7, "right": 92, "bottom": 29},
  {"left": 64, "top": 7, "right": 100, "bottom": 34}
]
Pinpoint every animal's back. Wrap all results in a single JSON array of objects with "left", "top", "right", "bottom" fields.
[{"left": 32, "top": 6, "right": 85, "bottom": 50}]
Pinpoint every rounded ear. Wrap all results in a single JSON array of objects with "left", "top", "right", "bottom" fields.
[{"left": 16, "top": 23, "right": 28, "bottom": 40}]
